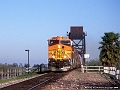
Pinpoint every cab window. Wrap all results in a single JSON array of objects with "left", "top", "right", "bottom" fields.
[
  {"left": 49, "top": 40, "right": 59, "bottom": 46},
  {"left": 60, "top": 40, "right": 71, "bottom": 46}
]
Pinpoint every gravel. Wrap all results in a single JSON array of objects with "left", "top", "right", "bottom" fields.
[{"left": 42, "top": 69, "right": 119, "bottom": 90}]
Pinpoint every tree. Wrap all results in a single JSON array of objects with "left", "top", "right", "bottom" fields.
[
  {"left": 33, "top": 64, "right": 39, "bottom": 67},
  {"left": 86, "top": 58, "right": 102, "bottom": 66},
  {"left": 19, "top": 63, "right": 23, "bottom": 68},
  {"left": 13, "top": 63, "right": 18, "bottom": 67},
  {"left": 98, "top": 32, "right": 120, "bottom": 66},
  {"left": 24, "top": 63, "right": 30, "bottom": 68}
]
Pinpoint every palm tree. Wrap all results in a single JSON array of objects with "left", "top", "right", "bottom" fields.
[{"left": 98, "top": 32, "right": 120, "bottom": 66}]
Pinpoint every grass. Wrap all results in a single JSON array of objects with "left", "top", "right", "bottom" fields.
[{"left": 0, "top": 72, "right": 38, "bottom": 84}]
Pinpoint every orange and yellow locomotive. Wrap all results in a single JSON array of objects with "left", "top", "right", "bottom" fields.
[{"left": 48, "top": 36, "right": 80, "bottom": 71}]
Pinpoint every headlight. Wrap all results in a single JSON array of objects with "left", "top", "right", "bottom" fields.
[
  {"left": 52, "top": 51, "right": 54, "bottom": 54},
  {"left": 52, "top": 55, "right": 55, "bottom": 58},
  {"left": 58, "top": 45, "right": 60, "bottom": 48},
  {"left": 69, "top": 60, "right": 71, "bottom": 62},
  {"left": 64, "top": 56, "right": 66, "bottom": 58}
]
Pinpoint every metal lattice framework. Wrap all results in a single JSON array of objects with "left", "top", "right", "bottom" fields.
[{"left": 68, "top": 26, "right": 87, "bottom": 65}]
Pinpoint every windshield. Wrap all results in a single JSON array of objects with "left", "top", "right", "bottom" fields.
[
  {"left": 60, "top": 40, "right": 71, "bottom": 46},
  {"left": 49, "top": 40, "right": 59, "bottom": 46}
]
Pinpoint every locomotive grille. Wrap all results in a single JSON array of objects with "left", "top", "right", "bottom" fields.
[{"left": 53, "top": 49, "right": 65, "bottom": 60}]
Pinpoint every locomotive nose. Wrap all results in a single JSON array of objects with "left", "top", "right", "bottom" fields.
[
  {"left": 58, "top": 44, "right": 64, "bottom": 49},
  {"left": 51, "top": 48, "right": 66, "bottom": 60}
]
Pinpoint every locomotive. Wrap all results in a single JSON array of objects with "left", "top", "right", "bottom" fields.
[{"left": 48, "top": 36, "right": 81, "bottom": 71}]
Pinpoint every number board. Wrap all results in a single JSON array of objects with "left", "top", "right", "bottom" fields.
[{"left": 70, "top": 27, "right": 83, "bottom": 39}]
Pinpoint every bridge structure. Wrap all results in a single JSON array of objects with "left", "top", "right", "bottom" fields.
[{"left": 67, "top": 26, "right": 87, "bottom": 65}]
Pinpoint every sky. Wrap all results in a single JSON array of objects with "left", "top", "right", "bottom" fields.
[{"left": 0, "top": 0, "right": 120, "bottom": 66}]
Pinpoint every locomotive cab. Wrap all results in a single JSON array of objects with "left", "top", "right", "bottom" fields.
[{"left": 48, "top": 36, "right": 72, "bottom": 71}]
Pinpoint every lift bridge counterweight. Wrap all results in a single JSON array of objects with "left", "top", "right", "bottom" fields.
[{"left": 67, "top": 26, "right": 87, "bottom": 65}]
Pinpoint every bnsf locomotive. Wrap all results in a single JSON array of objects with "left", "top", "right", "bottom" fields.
[{"left": 48, "top": 36, "right": 81, "bottom": 71}]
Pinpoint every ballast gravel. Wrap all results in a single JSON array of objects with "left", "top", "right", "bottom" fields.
[{"left": 42, "top": 69, "right": 119, "bottom": 90}]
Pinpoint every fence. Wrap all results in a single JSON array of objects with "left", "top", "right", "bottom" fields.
[
  {"left": 81, "top": 66, "right": 103, "bottom": 73},
  {"left": 104, "top": 67, "right": 120, "bottom": 80},
  {"left": 0, "top": 68, "right": 25, "bottom": 80},
  {"left": 81, "top": 65, "right": 120, "bottom": 80}
]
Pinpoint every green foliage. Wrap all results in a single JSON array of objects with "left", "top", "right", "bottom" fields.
[
  {"left": 0, "top": 64, "right": 19, "bottom": 70},
  {"left": 0, "top": 72, "right": 38, "bottom": 83},
  {"left": 98, "top": 32, "right": 120, "bottom": 66},
  {"left": 16, "top": 72, "right": 37, "bottom": 79},
  {"left": 86, "top": 59, "right": 102, "bottom": 66}
]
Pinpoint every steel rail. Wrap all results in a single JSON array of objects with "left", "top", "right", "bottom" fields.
[
  {"left": 28, "top": 77, "right": 53, "bottom": 90},
  {"left": 0, "top": 73, "right": 48, "bottom": 90}
]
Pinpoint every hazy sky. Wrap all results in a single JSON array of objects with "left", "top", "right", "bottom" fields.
[{"left": 0, "top": 0, "right": 120, "bottom": 66}]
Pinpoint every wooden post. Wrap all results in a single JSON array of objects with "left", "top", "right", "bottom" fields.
[
  {"left": 99, "top": 66, "right": 100, "bottom": 72},
  {"left": 15, "top": 69, "right": 16, "bottom": 77},
  {"left": 86, "top": 66, "right": 87, "bottom": 73},
  {"left": 81, "top": 64, "right": 84, "bottom": 73},
  {"left": 1, "top": 69, "right": 3, "bottom": 80},
  {"left": 7, "top": 69, "right": 8, "bottom": 79},
  {"left": 9, "top": 68, "right": 11, "bottom": 78},
  {"left": 116, "top": 70, "right": 120, "bottom": 80}
]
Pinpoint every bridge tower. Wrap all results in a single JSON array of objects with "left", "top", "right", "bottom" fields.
[{"left": 67, "top": 26, "right": 87, "bottom": 65}]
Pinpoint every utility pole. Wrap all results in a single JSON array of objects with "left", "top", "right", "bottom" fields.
[{"left": 25, "top": 50, "right": 30, "bottom": 74}]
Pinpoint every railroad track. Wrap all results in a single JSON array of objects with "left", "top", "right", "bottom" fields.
[
  {"left": 28, "top": 77, "right": 53, "bottom": 90},
  {"left": 0, "top": 71, "right": 69, "bottom": 90}
]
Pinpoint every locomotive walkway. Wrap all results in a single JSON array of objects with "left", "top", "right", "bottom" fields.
[{"left": 42, "top": 69, "right": 120, "bottom": 90}]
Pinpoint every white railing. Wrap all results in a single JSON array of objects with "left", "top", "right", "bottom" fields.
[
  {"left": 81, "top": 65, "right": 103, "bottom": 73},
  {"left": 81, "top": 65, "right": 120, "bottom": 80},
  {"left": 104, "top": 67, "right": 120, "bottom": 80}
]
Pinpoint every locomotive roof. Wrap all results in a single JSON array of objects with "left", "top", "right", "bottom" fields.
[{"left": 49, "top": 36, "right": 70, "bottom": 40}]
